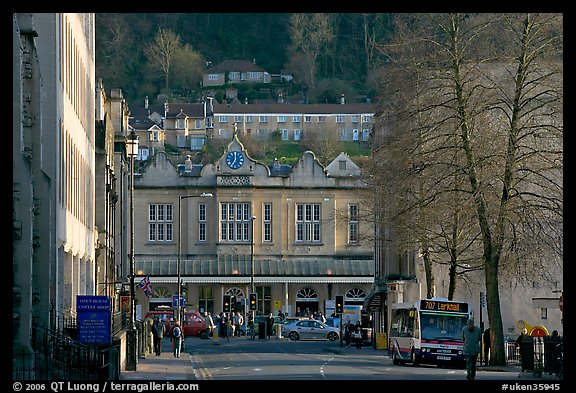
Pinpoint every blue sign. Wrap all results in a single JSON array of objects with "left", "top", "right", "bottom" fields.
[
  {"left": 77, "top": 295, "right": 111, "bottom": 344},
  {"left": 172, "top": 295, "right": 185, "bottom": 307}
]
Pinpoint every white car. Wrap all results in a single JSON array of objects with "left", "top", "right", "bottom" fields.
[{"left": 282, "top": 319, "right": 340, "bottom": 341}]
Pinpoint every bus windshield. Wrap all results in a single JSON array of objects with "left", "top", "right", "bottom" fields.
[{"left": 420, "top": 312, "right": 468, "bottom": 341}]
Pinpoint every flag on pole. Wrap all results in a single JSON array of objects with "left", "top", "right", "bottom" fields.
[{"left": 139, "top": 275, "right": 154, "bottom": 298}]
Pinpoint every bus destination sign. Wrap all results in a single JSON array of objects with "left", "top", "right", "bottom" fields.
[{"left": 420, "top": 299, "right": 468, "bottom": 313}]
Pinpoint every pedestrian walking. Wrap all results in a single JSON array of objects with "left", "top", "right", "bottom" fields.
[
  {"left": 219, "top": 312, "right": 228, "bottom": 340},
  {"left": 266, "top": 313, "right": 274, "bottom": 338},
  {"left": 344, "top": 321, "right": 352, "bottom": 348},
  {"left": 462, "top": 318, "right": 482, "bottom": 380},
  {"left": 204, "top": 312, "right": 215, "bottom": 338},
  {"left": 151, "top": 317, "right": 165, "bottom": 356},
  {"left": 483, "top": 328, "right": 491, "bottom": 366},
  {"left": 233, "top": 311, "right": 244, "bottom": 337},
  {"left": 515, "top": 327, "right": 530, "bottom": 371},
  {"left": 171, "top": 320, "right": 184, "bottom": 358},
  {"left": 353, "top": 323, "right": 363, "bottom": 349}
]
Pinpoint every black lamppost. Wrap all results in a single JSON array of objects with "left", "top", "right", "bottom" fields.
[
  {"left": 126, "top": 129, "right": 139, "bottom": 371},
  {"left": 177, "top": 193, "right": 213, "bottom": 323},
  {"left": 250, "top": 215, "right": 256, "bottom": 322}
]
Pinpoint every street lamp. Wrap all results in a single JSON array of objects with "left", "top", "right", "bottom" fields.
[
  {"left": 177, "top": 193, "right": 213, "bottom": 324},
  {"left": 126, "top": 129, "right": 138, "bottom": 371},
  {"left": 250, "top": 215, "right": 256, "bottom": 323}
]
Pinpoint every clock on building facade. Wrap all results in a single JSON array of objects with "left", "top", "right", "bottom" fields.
[{"left": 226, "top": 151, "right": 244, "bottom": 169}]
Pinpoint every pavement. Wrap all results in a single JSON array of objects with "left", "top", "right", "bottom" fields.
[
  {"left": 119, "top": 338, "right": 560, "bottom": 381},
  {"left": 120, "top": 342, "right": 198, "bottom": 380}
]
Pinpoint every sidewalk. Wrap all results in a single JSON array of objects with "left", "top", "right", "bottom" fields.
[{"left": 120, "top": 345, "right": 198, "bottom": 380}]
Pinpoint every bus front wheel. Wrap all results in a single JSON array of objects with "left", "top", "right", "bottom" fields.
[{"left": 410, "top": 349, "right": 420, "bottom": 367}]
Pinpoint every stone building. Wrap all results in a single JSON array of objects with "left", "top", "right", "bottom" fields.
[{"left": 132, "top": 132, "right": 374, "bottom": 317}]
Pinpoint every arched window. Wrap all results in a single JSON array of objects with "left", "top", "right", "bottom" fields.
[
  {"left": 345, "top": 287, "right": 367, "bottom": 301},
  {"left": 296, "top": 287, "right": 318, "bottom": 299},
  {"left": 225, "top": 287, "right": 246, "bottom": 299}
]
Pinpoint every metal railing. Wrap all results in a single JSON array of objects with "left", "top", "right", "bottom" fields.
[{"left": 13, "top": 310, "right": 124, "bottom": 380}]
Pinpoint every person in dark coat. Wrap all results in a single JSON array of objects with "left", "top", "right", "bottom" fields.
[
  {"left": 151, "top": 317, "right": 165, "bottom": 356},
  {"left": 483, "top": 328, "right": 491, "bottom": 366},
  {"left": 219, "top": 312, "right": 228, "bottom": 339},
  {"left": 266, "top": 313, "right": 274, "bottom": 338}
]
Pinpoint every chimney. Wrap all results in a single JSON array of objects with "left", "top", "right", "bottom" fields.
[
  {"left": 341, "top": 94, "right": 345, "bottom": 105},
  {"left": 164, "top": 100, "right": 169, "bottom": 117},
  {"left": 145, "top": 96, "right": 149, "bottom": 109},
  {"left": 185, "top": 155, "right": 193, "bottom": 172}
]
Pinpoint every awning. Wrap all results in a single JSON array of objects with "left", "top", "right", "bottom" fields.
[
  {"left": 136, "top": 257, "right": 374, "bottom": 278},
  {"left": 363, "top": 290, "right": 386, "bottom": 312}
]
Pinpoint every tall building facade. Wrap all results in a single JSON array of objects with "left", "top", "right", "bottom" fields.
[{"left": 13, "top": 12, "right": 105, "bottom": 359}]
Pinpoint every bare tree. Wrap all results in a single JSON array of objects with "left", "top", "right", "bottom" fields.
[
  {"left": 371, "top": 13, "right": 563, "bottom": 365},
  {"left": 145, "top": 28, "right": 182, "bottom": 89},
  {"left": 300, "top": 122, "right": 343, "bottom": 166},
  {"left": 171, "top": 43, "right": 205, "bottom": 92},
  {"left": 288, "top": 13, "right": 334, "bottom": 91}
]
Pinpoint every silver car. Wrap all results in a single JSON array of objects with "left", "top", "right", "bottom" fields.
[{"left": 282, "top": 319, "right": 340, "bottom": 341}]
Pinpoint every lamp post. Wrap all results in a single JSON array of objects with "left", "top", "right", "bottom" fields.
[
  {"left": 250, "top": 215, "right": 256, "bottom": 323},
  {"left": 126, "top": 129, "right": 139, "bottom": 371},
  {"left": 177, "top": 193, "right": 213, "bottom": 324}
]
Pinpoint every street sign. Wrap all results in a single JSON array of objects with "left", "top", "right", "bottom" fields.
[{"left": 172, "top": 295, "right": 184, "bottom": 307}]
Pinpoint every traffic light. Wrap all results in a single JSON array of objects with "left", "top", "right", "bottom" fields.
[
  {"left": 335, "top": 295, "right": 344, "bottom": 314},
  {"left": 249, "top": 293, "right": 257, "bottom": 311},
  {"left": 223, "top": 295, "right": 231, "bottom": 313},
  {"left": 230, "top": 296, "right": 236, "bottom": 312}
]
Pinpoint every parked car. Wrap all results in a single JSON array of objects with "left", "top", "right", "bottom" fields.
[
  {"left": 145, "top": 310, "right": 206, "bottom": 337},
  {"left": 282, "top": 319, "right": 340, "bottom": 341},
  {"left": 325, "top": 317, "right": 342, "bottom": 330},
  {"left": 144, "top": 310, "right": 174, "bottom": 337},
  {"left": 179, "top": 311, "right": 206, "bottom": 337}
]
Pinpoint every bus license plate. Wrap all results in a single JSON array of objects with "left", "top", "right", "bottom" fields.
[{"left": 437, "top": 356, "right": 451, "bottom": 360}]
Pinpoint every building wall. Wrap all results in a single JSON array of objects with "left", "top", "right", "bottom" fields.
[
  {"left": 13, "top": 13, "right": 97, "bottom": 326},
  {"left": 132, "top": 135, "right": 374, "bottom": 316}
]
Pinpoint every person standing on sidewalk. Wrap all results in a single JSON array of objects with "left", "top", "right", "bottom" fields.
[
  {"left": 171, "top": 320, "right": 184, "bottom": 358},
  {"left": 152, "top": 317, "right": 165, "bottom": 356},
  {"left": 483, "top": 328, "right": 491, "bottom": 366},
  {"left": 462, "top": 318, "right": 482, "bottom": 380},
  {"left": 204, "top": 312, "right": 215, "bottom": 338}
]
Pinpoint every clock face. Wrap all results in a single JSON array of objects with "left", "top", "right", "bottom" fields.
[{"left": 226, "top": 151, "right": 245, "bottom": 169}]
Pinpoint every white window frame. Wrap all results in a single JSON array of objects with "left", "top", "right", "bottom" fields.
[
  {"left": 348, "top": 204, "right": 359, "bottom": 243},
  {"left": 208, "top": 73, "right": 219, "bottom": 81},
  {"left": 294, "top": 129, "right": 301, "bottom": 141},
  {"left": 148, "top": 203, "right": 173, "bottom": 242},
  {"left": 296, "top": 203, "right": 321, "bottom": 243},
  {"left": 220, "top": 203, "right": 252, "bottom": 242},
  {"left": 263, "top": 203, "right": 272, "bottom": 242}
]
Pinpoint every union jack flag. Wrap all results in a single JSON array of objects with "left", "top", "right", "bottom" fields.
[{"left": 138, "top": 275, "right": 154, "bottom": 298}]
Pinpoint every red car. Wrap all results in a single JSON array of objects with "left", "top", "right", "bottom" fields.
[{"left": 145, "top": 310, "right": 206, "bottom": 337}]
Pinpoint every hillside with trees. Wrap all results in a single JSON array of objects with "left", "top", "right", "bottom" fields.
[{"left": 95, "top": 13, "right": 396, "bottom": 105}]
